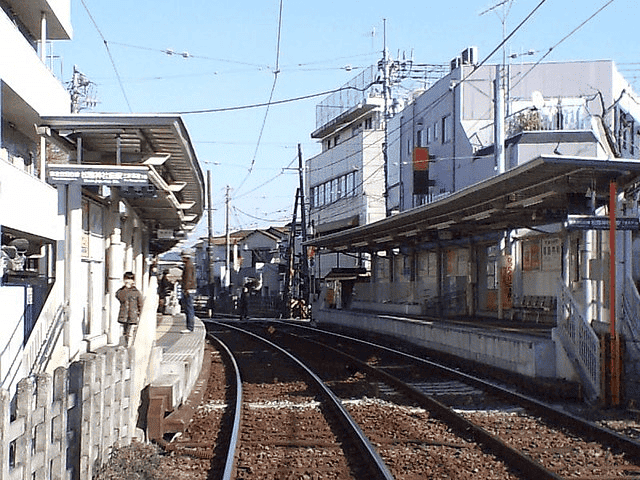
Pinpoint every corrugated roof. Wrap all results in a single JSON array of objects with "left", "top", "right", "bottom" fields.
[
  {"left": 306, "top": 155, "right": 640, "bottom": 252},
  {"left": 41, "top": 114, "right": 205, "bottom": 252}
]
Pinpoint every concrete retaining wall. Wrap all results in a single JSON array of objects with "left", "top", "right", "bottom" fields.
[{"left": 314, "top": 308, "right": 557, "bottom": 378}]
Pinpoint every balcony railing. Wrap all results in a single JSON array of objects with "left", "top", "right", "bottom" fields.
[{"left": 507, "top": 98, "right": 591, "bottom": 137}]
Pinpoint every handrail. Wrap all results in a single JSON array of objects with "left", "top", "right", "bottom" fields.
[
  {"left": 621, "top": 274, "right": 640, "bottom": 354},
  {"left": 29, "top": 302, "right": 66, "bottom": 375},
  {"left": 555, "top": 281, "right": 600, "bottom": 401}
]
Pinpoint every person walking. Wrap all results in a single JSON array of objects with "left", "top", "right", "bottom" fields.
[
  {"left": 180, "top": 250, "right": 196, "bottom": 333},
  {"left": 116, "top": 271, "right": 144, "bottom": 346},
  {"left": 239, "top": 287, "right": 249, "bottom": 320}
]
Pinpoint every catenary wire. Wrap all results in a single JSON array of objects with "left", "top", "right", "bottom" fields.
[{"left": 78, "top": 0, "right": 132, "bottom": 112}]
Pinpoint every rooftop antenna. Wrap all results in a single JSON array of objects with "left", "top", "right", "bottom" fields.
[{"left": 479, "top": 0, "right": 516, "bottom": 71}]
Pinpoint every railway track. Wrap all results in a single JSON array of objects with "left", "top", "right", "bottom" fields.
[
  {"left": 156, "top": 318, "right": 640, "bottom": 478},
  {"left": 205, "top": 321, "right": 394, "bottom": 479},
  {"left": 202, "top": 321, "right": 526, "bottom": 479},
  {"left": 257, "top": 320, "right": 640, "bottom": 479}
]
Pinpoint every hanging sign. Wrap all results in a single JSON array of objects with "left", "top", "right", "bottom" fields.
[
  {"left": 565, "top": 215, "right": 640, "bottom": 231},
  {"left": 47, "top": 164, "right": 149, "bottom": 186}
]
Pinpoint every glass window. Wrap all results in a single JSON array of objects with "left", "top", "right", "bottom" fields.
[
  {"left": 442, "top": 116, "right": 451, "bottom": 143},
  {"left": 416, "top": 130, "right": 423, "bottom": 148}
]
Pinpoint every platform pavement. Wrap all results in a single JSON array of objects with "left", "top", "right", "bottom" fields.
[{"left": 146, "top": 312, "right": 208, "bottom": 441}]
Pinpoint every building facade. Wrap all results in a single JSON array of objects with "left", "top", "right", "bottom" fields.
[
  {"left": 0, "top": 0, "right": 72, "bottom": 394},
  {"left": 0, "top": 0, "right": 205, "bottom": 398},
  {"left": 308, "top": 50, "right": 640, "bottom": 404}
]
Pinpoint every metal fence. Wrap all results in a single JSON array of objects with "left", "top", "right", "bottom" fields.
[{"left": 556, "top": 281, "right": 601, "bottom": 401}]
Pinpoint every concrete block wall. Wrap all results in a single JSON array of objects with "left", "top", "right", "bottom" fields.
[
  {"left": 315, "top": 308, "right": 557, "bottom": 379},
  {"left": 0, "top": 346, "right": 133, "bottom": 480}
]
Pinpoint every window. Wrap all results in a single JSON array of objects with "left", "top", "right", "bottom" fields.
[
  {"left": 425, "top": 127, "right": 431, "bottom": 144},
  {"left": 433, "top": 121, "right": 438, "bottom": 140},
  {"left": 364, "top": 117, "right": 373, "bottom": 130},
  {"left": 442, "top": 116, "right": 451, "bottom": 143},
  {"left": 348, "top": 172, "right": 356, "bottom": 196},
  {"left": 416, "top": 130, "right": 423, "bottom": 148}
]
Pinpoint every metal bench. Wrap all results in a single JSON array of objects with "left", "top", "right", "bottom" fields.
[{"left": 512, "top": 295, "right": 557, "bottom": 324}]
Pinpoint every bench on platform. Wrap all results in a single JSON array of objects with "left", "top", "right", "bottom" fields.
[{"left": 511, "top": 295, "right": 557, "bottom": 324}]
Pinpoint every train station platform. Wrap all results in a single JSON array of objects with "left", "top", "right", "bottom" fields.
[
  {"left": 312, "top": 308, "right": 560, "bottom": 381},
  {"left": 146, "top": 313, "right": 209, "bottom": 441}
]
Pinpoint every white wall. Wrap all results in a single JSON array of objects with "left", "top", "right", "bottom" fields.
[
  {"left": 0, "top": 160, "right": 62, "bottom": 239},
  {"left": 0, "top": 12, "right": 70, "bottom": 116}
]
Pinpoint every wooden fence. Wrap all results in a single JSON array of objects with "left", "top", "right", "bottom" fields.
[{"left": 0, "top": 346, "right": 133, "bottom": 480}]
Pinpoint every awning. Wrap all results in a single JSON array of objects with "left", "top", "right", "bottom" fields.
[
  {"left": 324, "top": 267, "right": 368, "bottom": 281},
  {"left": 41, "top": 114, "right": 205, "bottom": 252},
  {"left": 306, "top": 155, "right": 640, "bottom": 252}
]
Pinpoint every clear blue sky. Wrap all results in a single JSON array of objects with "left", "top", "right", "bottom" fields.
[{"left": 56, "top": 0, "right": 638, "bottom": 241}]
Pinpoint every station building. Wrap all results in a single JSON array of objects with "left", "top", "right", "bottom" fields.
[{"left": 307, "top": 50, "right": 640, "bottom": 405}]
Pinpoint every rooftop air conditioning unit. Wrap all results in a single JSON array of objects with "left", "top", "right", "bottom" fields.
[
  {"left": 461, "top": 46, "right": 478, "bottom": 65},
  {"left": 450, "top": 56, "right": 461, "bottom": 72}
]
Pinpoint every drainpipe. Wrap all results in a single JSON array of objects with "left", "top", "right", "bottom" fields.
[
  {"left": 494, "top": 66, "right": 506, "bottom": 175},
  {"left": 40, "top": 12, "right": 47, "bottom": 64}
]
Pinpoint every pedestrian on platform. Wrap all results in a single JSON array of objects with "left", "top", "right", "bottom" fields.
[
  {"left": 116, "top": 271, "right": 143, "bottom": 346},
  {"left": 239, "top": 287, "right": 249, "bottom": 320},
  {"left": 180, "top": 250, "right": 196, "bottom": 333},
  {"left": 157, "top": 270, "right": 173, "bottom": 314}
]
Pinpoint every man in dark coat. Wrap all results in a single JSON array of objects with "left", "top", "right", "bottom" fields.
[
  {"left": 180, "top": 251, "right": 196, "bottom": 332},
  {"left": 116, "top": 271, "right": 143, "bottom": 346}
]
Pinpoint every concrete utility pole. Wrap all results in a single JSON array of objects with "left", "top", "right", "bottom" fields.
[
  {"left": 297, "top": 144, "right": 309, "bottom": 306},
  {"left": 284, "top": 189, "right": 300, "bottom": 317},
  {"left": 207, "top": 171, "right": 214, "bottom": 309},
  {"left": 382, "top": 18, "right": 390, "bottom": 217},
  {"left": 225, "top": 185, "right": 231, "bottom": 290}
]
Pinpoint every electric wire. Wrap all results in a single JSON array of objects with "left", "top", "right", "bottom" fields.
[
  {"left": 460, "top": 0, "right": 549, "bottom": 86},
  {"left": 78, "top": 0, "right": 132, "bottom": 112},
  {"left": 510, "top": 0, "right": 617, "bottom": 90},
  {"left": 234, "top": 0, "right": 284, "bottom": 195}
]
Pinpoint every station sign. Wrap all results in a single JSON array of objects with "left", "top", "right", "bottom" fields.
[
  {"left": 47, "top": 164, "right": 150, "bottom": 186},
  {"left": 565, "top": 215, "right": 640, "bottom": 231}
]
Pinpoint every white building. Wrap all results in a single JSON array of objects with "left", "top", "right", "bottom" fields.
[
  {"left": 306, "top": 66, "right": 387, "bottom": 280},
  {"left": 0, "top": 0, "right": 205, "bottom": 398},
  {"left": 0, "top": 0, "right": 72, "bottom": 394}
]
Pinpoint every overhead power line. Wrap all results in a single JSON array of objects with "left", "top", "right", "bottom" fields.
[
  {"left": 511, "top": 0, "right": 616, "bottom": 89},
  {"left": 234, "top": 0, "right": 284, "bottom": 195},
  {"left": 79, "top": 0, "right": 132, "bottom": 112}
]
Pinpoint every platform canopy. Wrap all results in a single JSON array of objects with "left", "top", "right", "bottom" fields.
[
  {"left": 306, "top": 155, "right": 640, "bottom": 253},
  {"left": 41, "top": 114, "right": 205, "bottom": 253}
]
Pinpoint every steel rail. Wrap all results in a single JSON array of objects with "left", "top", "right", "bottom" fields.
[
  {"left": 279, "top": 321, "right": 640, "bottom": 460},
  {"left": 279, "top": 328, "right": 562, "bottom": 480},
  {"left": 210, "top": 320, "right": 395, "bottom": 480},
  {"left": 207, "top": 333, "right": 243, "bottom": 480}
]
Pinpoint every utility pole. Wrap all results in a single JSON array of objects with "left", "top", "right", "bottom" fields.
[
  {"left": 224, "top": 185, "right": 230, "bottom": 291},
  {"left": 297, "top": 144, "right": 309, "bottom": 307},
  {"left": 382, "top": 18, "right": 390, "bottom": 217},
  {"left": 207, "top": 170, "right": 214, "bottom": 315},
  {"left": 283, "top": 189, "right": 300, "bottom": 318}
]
